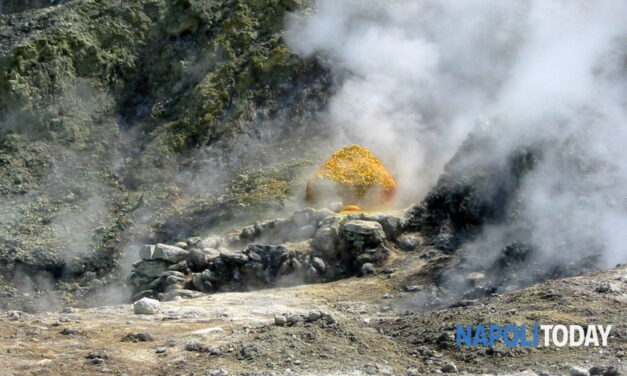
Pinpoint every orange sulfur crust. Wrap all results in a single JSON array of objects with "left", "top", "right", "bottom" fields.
[{"left": 341, "top": 205, "right": 362, "bottom": 212}]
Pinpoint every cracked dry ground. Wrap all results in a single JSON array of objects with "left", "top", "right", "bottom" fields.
[{"left": 0, "top": 250, "right": 625, "bottom": 376}]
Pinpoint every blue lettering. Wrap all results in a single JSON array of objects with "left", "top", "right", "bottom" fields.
[
  {"left": 503, "top": 325, "right": 519, "bottom": 346},
  {"left": 488, "top": 325, "right": 502, "bottom": 346},
  {"left": 473, "top": 325, "right": 488, "bottom": 346},
  {"left": 520, "top": 325, "right": 533, "bottom": 347},
  {"left": 533, "top": 325, "right": 539, "bottom": 346},
  {"left": 456, "top": 325, "right": 472, "bottom": 346}
]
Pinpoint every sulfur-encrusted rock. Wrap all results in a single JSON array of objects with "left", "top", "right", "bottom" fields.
[{"left": 305, "top": 145, "right": 397, "bottom": 208}]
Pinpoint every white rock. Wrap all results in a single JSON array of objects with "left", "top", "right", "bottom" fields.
[
  {"left": 329, "top": 201, "right": 344, "bottom": 213},
  {"left": 133, "top": 297, "right": 160, "bottom": 315}
]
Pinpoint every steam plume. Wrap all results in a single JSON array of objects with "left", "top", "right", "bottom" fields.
[{"left": 287, "top": 0, "right": 627, "bottom": 271}]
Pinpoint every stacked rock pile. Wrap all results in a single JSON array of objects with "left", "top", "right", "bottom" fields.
[{"left": 128, "top": 208, "right": 410, "bottom": 301}]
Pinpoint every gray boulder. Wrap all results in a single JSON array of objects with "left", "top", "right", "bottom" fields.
[
  {"left": 311, "top": 257, "right": 326, "bottom": 273},
  {"left": 187, "top": 248, "right": 220, "bottom": 271},
  {"left": 342, "top": 220, "right": 386, "bottom": 245},
  {"left": 311, "top": 225, "right": 340, "bottom": 257},
  {"left": 569, "top": 367, "right": 590, "bottom": 376},
  {"left": 139, "top": 244, "right": 156, "bottom": 261},
  {"left": 298, "top": 225, "right": 317, "bottom": 239},
  {"left": 397, "top": 234, "right": 420, "bottom": 251},
  {"left": 192, "top": 270, "right": 215, "bottom": 292},
  {"left": 441, "top": 363, "right": 458, "bottom": 373},
  {"left": 360, "top": 263, "right": 375, "bottom": 276},
  {"left": 153, "top": 244, "right": 189, "bottom": 263},
  {"left": 168, "top": 260, "right": 189, "bottom": 273},
  {"left": 359, "top": 214, "right": 405, "bottom": 239},
  {"left": 356, "top": 246, "right": 390, "bottom": 264},
  {"left": 199, "top": 235, "right": 222, "bottom": 249},
  {"left": 134, "top": 260, "right": 170, "bottom": 278},
  {"left": 127, "top": 272, "right": 154, "bottom": 288},
  {"left": 221, "top": 250, "right": 248, "bottom": 265}
]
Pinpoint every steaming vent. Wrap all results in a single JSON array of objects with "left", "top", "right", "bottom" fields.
[{"left": 305, "top": 145, "right": 396, "bottom": 210}]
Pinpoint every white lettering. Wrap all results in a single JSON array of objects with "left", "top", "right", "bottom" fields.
[
  {"left": 552, "top": 325, "right": 568, "bottom": 347},
  {"left": 597, "top": 325, "right": 612, "bottom": 346},
  {"left": 584, "top": 325, "right": 599, "bottom": 346},
  {"left": 540, "top": 325, "right": 553, "bottom": 347},
  {"left": 569, "top": 325, "right": 585, "bottom": 346}
]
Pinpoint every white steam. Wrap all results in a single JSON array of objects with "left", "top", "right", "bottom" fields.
[{"left": 287, "top": 0, "right": 627, "bottom": 268}]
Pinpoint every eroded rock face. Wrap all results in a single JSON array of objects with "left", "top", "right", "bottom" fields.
[{"left": 128, "top": 208, "right": 403, "bottom": 301}]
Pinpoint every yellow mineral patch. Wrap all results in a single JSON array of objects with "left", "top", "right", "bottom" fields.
[{"left": 306, "top": 145, "right": 397, "bottom": 208}]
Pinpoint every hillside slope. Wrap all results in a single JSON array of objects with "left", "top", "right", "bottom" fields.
[{"left": 0, "top": 0, "right": 332, "bottom": 304}]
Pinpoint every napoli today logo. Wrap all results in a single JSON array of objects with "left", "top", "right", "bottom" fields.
[{"left": 456, "top": 324, "right": 612, "bottom": 347}]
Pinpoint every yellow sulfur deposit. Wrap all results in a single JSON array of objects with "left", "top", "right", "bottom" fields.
[
  {"left": 341, "top": 204, "right": 362, "bottom": 212},
  {"left": 306, "top": 145, "right": 397, "bottom": 208}
]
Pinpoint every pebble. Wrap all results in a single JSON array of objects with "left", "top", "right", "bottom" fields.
[
  {"left": 286, "top": 313, "right": 301, "bottom": 326},
  {"left": 305, "top": 310, "right": 322, "bottom": 322},
  {"left": 360, "top": 263, "right": 375, "bottom": 276},
  {"left": 121, "top": 332, "right": 155, "bottom": 342},
  {"left": 274, "top": 314, "right": 287, "bottom": 326},
  {"left": 569, "top": 366, "right": 590, "bottom": 376},
  {"left": 404, "top": 285, "right": 422, "bottom": 292},
  {"left": 207, "top": 370, "right": 229, "bottom": 376},
  {"left": 59, "top": 327, "right": 79, "bottom": 336},
  {"left": 441, "top": 363, "right": 458, "bottom": 373}
]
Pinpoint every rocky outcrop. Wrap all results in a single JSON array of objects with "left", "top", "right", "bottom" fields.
[
  {"left": 129, "top": 208, "right": 407, "bottom": 301},
  {"left": 405, "top": 131, "right": 539, "bottom": 251}
]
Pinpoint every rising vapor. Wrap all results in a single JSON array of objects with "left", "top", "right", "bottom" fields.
[{"left": 286, "top": 0, "right": 627, "bottom": 275}]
